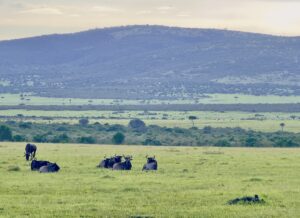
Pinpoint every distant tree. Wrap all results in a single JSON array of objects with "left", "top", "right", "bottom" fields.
[
  {"left": 245, "top": 136, "right": 258, "bottom": 147},
  {"left": 290, "top": 115, "right": 297, "bottom": 120},
  {"left": 19, "top": 122, "right": 32, "bottom": 129},
  {"left": 77, "top": 136, "right": 96, "bottom": 144},
  {"left": 128, "top": 119, "right": 146, "bottom": 132},
  {"left": 0, "top": 125, "right": 12, "bottom": 141},
  {"left": 52, "top": 134, "right": 70, "bottom": 143},
  {"left": 13, "top": 135, "right": 26, "bottom": 142},
  {"left": 280, "top": 123, "right": 285, "bottom": 132},
  {"left": 33, "top": 134, "right": 48, "bottom": 143},
  {"left": 188, "top": 116, "right": 197, "bottom": 127},
  {"left": 215, "top": 139, "right": 230, "bottom": 147},
  {"left": 79, "top": 118, "right": 89, "bottom": 126},
  {"left": 203, "top": 126, "right": 212, "bottom": 134},
  {"left": 112, "top": 132, "right": 125, "bottom": 145}
]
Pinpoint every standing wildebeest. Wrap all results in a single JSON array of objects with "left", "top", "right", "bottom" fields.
[
  {"left": 24, "top": 143, "right": 37, "bottom": 161},
  {"left": 142, "top": 156, "right": 158, "bottom": 171},
  {"left": 97, "top": 155, "right": 122, "bottom": 169},
  {"left": 31, "top": 160, "right": 51, "bottom": 171},
  {"left": 39, "top": 163, "right": 60, "bottom": 173},
  {"left": 113, "top": 156, "right": 132, "bottom": 170}
]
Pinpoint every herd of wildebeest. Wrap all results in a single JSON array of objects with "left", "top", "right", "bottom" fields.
[
  {"left": 24, "top": 143, "right": 266, "bottom": 205},
  {"left": 25, "top": 143, "right": 157, "bottom": 173}
]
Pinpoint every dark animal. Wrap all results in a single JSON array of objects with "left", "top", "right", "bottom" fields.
[
  {"left": 24, "top": 143, "right": 37, "bottom": 161},
  {"left": 39, "top": 163, "right": 60, "bottom": 173},
  {"left": 31, "top": 160, "right": 50, "bottom": 171},
  {"left": 228, "top": 195, "right": 264, "bottom": 205},
  {"left": 142, "top": 156, "right": 158, "bottom": 171},
  {"left": 97, "top": 156, "right": 110, "bottom": 168},
  {"left": 113, "top": 156, "right": 132, "bottom": 170},
  {"left": 97, "top": 155, "right": 122, "bottom": 168}
]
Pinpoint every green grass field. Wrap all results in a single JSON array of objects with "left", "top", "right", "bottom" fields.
[
  {"left": 1, "top": 93, "right": 300, "bottom": 106},
  {"left": 1, "top": 142, "right": 299, "bottom": 217}
]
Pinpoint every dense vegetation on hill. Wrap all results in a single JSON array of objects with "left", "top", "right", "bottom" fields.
[
  {"left": 1, "top": 120, "right": 299, "bottom": 147},
  {"left": 1, "top": 25, "right": 300, "bottom": 98}
]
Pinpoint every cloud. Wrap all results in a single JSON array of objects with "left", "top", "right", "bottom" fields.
[
  {"left": 21, "top": 7, "right": 63, "bottom": 15},
  {"left": 92, "top": 6, "right": 122, "bottom": 13},
  {"left": 136, "top": 10, "right": 152, "bottom": 15},
  {"left": 157, "top": 6, "right": 174, "bottom": 11}
]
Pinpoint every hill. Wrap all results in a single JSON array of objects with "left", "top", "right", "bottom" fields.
[{"left": 1, "top": 25, "right": 300, "bottom": 98}]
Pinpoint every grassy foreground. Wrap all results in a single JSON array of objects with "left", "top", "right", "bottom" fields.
[{"left": 0, "top": 143, "right": 300, "bottom": 218}]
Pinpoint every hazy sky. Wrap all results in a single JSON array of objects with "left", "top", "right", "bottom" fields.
[{"left": 1, "top": 0, "right": 300, "bottom": 40}]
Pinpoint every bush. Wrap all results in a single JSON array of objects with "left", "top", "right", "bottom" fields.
[
  {"left": 79, "top": 118, "right": 89, "bottom": 126},
  {"left": 143, "top": 138, "right": 162, "bottom": 146},
  {"left": 245, "top": 136, "right": 259, "bottom": 147},
  {"left": 128, "top": 119, "right": 146, "bottom": 132},
  {"left": 215, "top": 139, "right": 230, "bottom": 147},
  {"left": 0, "top": 125, "right": 12, "bottom": 141},
  {"left": 19, "top": 122, "right": 32, "bottom": 129},
  {"left": 51, "top": 134, "right": 70, "bottom": 143},
  {"left": 203, "top": 126, "right": 212, "bottom": 134},
  {"left": 112, "top": 132, "right": 125, "bottom": 144},
  {"left": 33, "top": 134, "right": 48, "bottom": 143},
  {"left": 13, "top": 135, "right": 26, "bottom": 142},
  {"left": 77, "top": 136, "right": 96, "bottom": 144}
]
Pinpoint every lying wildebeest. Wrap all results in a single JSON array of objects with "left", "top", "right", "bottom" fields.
[
  {"left": 142, "top": 156, "right": 158, "bottom": 171},
  {"left": 24, "top": 143, "right": 37, "bottom": 161},
  {"left": 97, "top": 155, "right": 123, "bottom": 168},
  {"left": 97, "top": 156, "right": 111, "bottom": 168},
  {"left": 228, "top": 195, "right": 264, "bottom": 205},
  {"left": 31, "top": 160, "right": 50, "bottom": 171},
  {"left": 113, "top": 156, "right": 132, "bottom": 170},
  {"left": 39, "top": 163, "right": 60, "bottom": 173}
]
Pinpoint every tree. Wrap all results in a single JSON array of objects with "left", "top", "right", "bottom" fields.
[
  {"left": 79, "top": 118, "right": 89, "bottom": 126},
  {"left": 77, "top": 136, "right": 96, "bottom": 144},
  {"left": 188, "top": 116, "right": 197, "bottom": 127},
  {"left": 280, "top": 123, "right": 285, "bottom": 132},
  {"left": 0, "top": 125, "right": 12, "bottom": 141},
  {"left": 128, "top": 119, "right": 146, "bottom": 132},
  {"left": 112, "top": 132, "right": 125, "bottom": 144}
]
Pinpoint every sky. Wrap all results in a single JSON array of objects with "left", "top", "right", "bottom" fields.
[{"left": 1, "top": 0, "right": 300, "bottom": 40}]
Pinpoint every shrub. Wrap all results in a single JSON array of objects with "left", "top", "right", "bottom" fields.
[
  {"left": 203, "top": 126, "right": 212, "bottom": 134},
  {"left": 128, "top": 119, "right": 146, "bottom": 132},
  {"left": 143, "top": 138, "right": 162, "bottom": 146},
  {"left": 13, "top": 135, "right": 26, "bottom": 142},
  {"left": 19, "top": 122, "right": 32, "bottom": 129},
  {"left": 51, "top": 134, "right": 70, "bottom": 143},
  {"left": 112, "top": 132, "right": 125, "bottom": 144},
  {"left": 215, "top": 139, "right": 230, "bottom": 147},
  {"left": 79, "top": 118, "right": 89, "bottom": 126},
  {"left": 0, "top": 125, "right": 12, "bottom": 141},
  {"left": 33, "top": 134, "right": 48, "bottom": 143},
  {"left": 245, "top": 136, "right": 259, "bottom": 147},
  {"left": 77, "top": 136, "right": 96, "bottom": 144}
]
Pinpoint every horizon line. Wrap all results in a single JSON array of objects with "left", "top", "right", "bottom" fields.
[{"left": 1, "top": 24, "right": 300, "bottom": 42}]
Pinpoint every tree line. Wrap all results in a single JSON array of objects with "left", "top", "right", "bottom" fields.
[{"left": 0, "top": 119, "right": 300, "bottom": 147}]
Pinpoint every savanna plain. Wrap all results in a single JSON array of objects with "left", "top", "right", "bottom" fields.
[{"left": 1, "top": 142, "right": 299, "bottom": 218}]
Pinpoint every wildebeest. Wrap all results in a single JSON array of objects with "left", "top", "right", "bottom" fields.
[
  {"left": 97, "top": 156, "right": 110, "bottom": 168},
  {"left": 97, "top": 155, "right": 122, "bottom": 169},
  {"left": 228, "top": 195, "right": 265, "bottom": 205},
  {"left": 39, "top": 163, "right": 60, "bottom": 173},
  {"left": 24, "top": 143, "right": 37, "bottom": 161},
  {"left": 142, "top": 156, "right": 158, "bottom": 171},
  {"left": 112, "top": 156, "right": 132, "bottom": 170},
  {"left": 31, "top": 160, "right": 50, "bottom": 171}
]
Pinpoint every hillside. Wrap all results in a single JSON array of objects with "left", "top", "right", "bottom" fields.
[{"left": 0, "top": 25, "right": 300, "bottom": 99}]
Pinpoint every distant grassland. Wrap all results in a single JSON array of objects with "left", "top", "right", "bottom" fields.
[
  {"left": 1, "top": 143, "right": 299, "bottom": 217},
  {"left": 1, "top": 110, "right": 299, "bottom": 132},
  {"left": 1, "top": 93, "right": 300, "bottom": 106}
]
